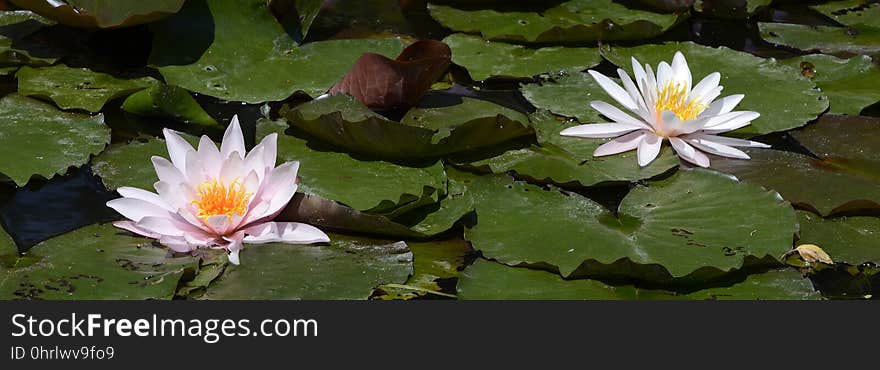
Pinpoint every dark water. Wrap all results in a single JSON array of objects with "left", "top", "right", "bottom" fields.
[{"left": 0, "top": 1, "right": 876, "bottom": 298}]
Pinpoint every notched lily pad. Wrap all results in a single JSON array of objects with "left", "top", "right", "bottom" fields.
[
  {"left": 463, "top": 169, "right": 795, "bottom": 288},
  {"left": 121, "top": 84, "right": 219, "bottom": 127},
  {"left": 0, "top": 223, "right": 198, "bottom": 300},
  {"left": 202, "top": 233, "right": 413, "bottom": 300},
  {"left": 11, "top": 0, "right": 186, "bottom": 29},
  {"left": 781, "top": 54, "right": 880, "bottom": 115},
  {"left": 0, "top": 94, "right": 109, "bottom": 187},
  {"left": 428, "top": 0, "right": 681, "bottom": 44},
  {"left": 90, "top": 133, "right": 200, "bottom": 191},
  {"left": 377, "top": 238, "right": 471, "bottom": 300},
  {"left": 16, "top": 64, "right": 158, "bottom": 112},
  {"left": 0, "top": 9, "right": 59, "bottom": 66},
  {"left": 601, "top": 41, "right": 828, "bottom": 136},
  {"left": 442, "top": 33, "right": 602, "bottom": 81},
  {"left": 797, "top": 211, "right": 880, "bottom": 265},
  {"left": 283, "top": 94, "right": 533, "bottom": 160}
]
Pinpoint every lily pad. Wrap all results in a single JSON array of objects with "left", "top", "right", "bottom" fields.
[
  {"left": 284, "top": 94, "right": 533, "bottom": 160},
  {"left": 257, "top": 118, "right": 447, "bottom": 215},
  {"left": 378, "top": 238, "right": 471, "bottom": 299},
  {"left": 759, "top": 1, "right": 880, "bottom": 56},
  {"left": 16, "top": 64, "right": 158, "bottom": 112},
  {"left": 90, "top": 133, "right": 200, "bottom": 191},
  {"left": 0, "top": 9, "right": 58, "bottom": 66},
  {"left": 600, "top": 42, "right": 829, "bottom": 136},
  {"left": 202, "top": 233, "right": 413, "bottom": 300},
  {"left": 402, "top": 175, "right": 474, "bottom": 237},
  {"left": 458, "top": 259, "right": 820, "bottom": 300},
  {"left": 463, "top": 169, "right": 795, "bottom": 286},
  {"left": 0, "top": 223, "right": 198, "bottom": 300},
  {"left": 150, "top": 0, "right": 407, "bottom": 103},
  {"left": 781, "top": 54, "right": 880, "bottom": 115},
  {"left": 520, "top": 68, "right": 604, "bottom": 124},
  {"left": 0, "top": 226, "right": 16, "bottom": 267},
  {"left": 427, "top": 0, "right": 681, "bottom": 44},
  {"left": 797, "top": 211, "right": 880, "bottom": 265},
  {"left": 276, "top": 193, "right": 424, "bottom": 239},
  {"left": 694, "top": 0, "right": 772, "bottom": 19},
  {"left": 0, "top": 94, "right": 109, "bottom": 187},
  {"left": 713, "top": 115, "right": 880, "bottom": 216},
  {"left": 464, "top": 110, "right": 680, "bottom": 187},
  {"left": 10, "top": 0, "right": 186, "bottom": 28},
  {"left": 121, "top": 84, "right": 218, "bottom": 126},
  {"left": 442, "top": 33, "right": 602, "bottom": 81}
]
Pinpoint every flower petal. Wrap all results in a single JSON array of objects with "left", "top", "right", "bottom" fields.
[
  {"left": 151, "top": 156, "right": 186, "bottom": 185},
  {"left": 689, "top": 72, "right": 720, "bottom": 104},
  {"left": 243, "top": 222, "right": 330, "bottom": 244},
  {"left": 220, "top": 115, "right": 246, "bottom": 160},
  {"left": 588, "top": 70, "right": 637, "bottom": 110},
  {"left": 158, "top": 235, "right": 195, "bottom": 253},
  {"left": 590, "top": 101, "right": 650, "bottom": 129},
  {"left": 637, "top": 133, "right": 662, "bottom": 167},
  {"left": 686, "top": 137, "right": 750, "bottom": 159},
  {"left": 701, "top": 94, "right": 744, "bottom": 117},
  {"left": 112, "top": 220, "right": 161, "bottom": 239},
  {"left": 559, "top": 122, "right": 641, "bottom": 138},
  {"left": 107, "top": 198, "right": 170, "bottom": 222},
  {"left": 593, "top": 130, "right": 645, "bottom": 156},
  {"left": 702, "top": 111, "right": 760, "bottom": 133},
  {"left": 197, "top": 135, "right": 222, "bottom": 179},
  {"left": 671, "top": 51, "right": 692, "bottom": 90},
  {"left": 669, "top": 137, "right": 708, "bottom": 167},
  {"left": 259, "top": 133, "right": 278, "bottom": 173},
  {"left": 116, "top": 187, "right": 173, "bottom": 212},
  {"left": 688, "top": 133, "right": 770, "bottom": 148},
  {"left": 162, "top": 128, "right": 195, "bottom": 173},
  {"left": 656, "top": 61, "right": 672, "bottom": 89}
]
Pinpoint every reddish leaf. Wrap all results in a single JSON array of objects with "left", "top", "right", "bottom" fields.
[{"left": 328, "top": 39, "right": 451, "bottom": 110}]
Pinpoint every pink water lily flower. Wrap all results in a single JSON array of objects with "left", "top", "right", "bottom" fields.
[
  {"left": 107, "top": 115, "right": 329, "bottom": 265},
  {"left": 560, "top": 51, "right": 769, "bottom": 167}
]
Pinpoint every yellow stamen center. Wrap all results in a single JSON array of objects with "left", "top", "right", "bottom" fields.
[
  {"left": 655, "top": 82, "right": 706, "bottom": 121},
  {"left": 191, "top": 178, "right": 252, "bottom": 221}
]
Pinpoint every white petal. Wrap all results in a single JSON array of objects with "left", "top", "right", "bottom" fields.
[
  {"left": 260, "top": 165, "right": 300, "bottom": 219},
  {"left": 702, "top": 111, "right": 761, "bottom": 133},
  {"left": 686, "top": 138, "right": 750, "bottom": 159},
  {"left": 243, "top": 222, "right": 330, "bottom": 244},
  {"left": 112, "top": 220, "right": 161, "bottom": 239},
  {"left": 688, "top": 134, "right": 770, "bottom": 148},
  {"left": 151, "top": 156, "right": 186, "bottom": 185},
  {"left": 158, "top": 236, "right": 195, "bottom": 253},
  {"left": 637, "top": 133, "right": 662, "bottom": 167},
  {"left": 155, "top": 181, "right": 194, "bottom": 211},
  {"left": 224, "top": 232, "right": 245, "bottom": 265},
  {"left": 656, "top": 61, "right": 672, "bottom": 89},
  {"left": 136, "top": 216, "right": 188, "bottom": 237},
  {"left": 617, "top": 68, "right": 647, "bottom": 112},
  {"left": 631, "top": 57, "right": 649, "bottom": 101},
  {"left": 242, "top": 144, "right": 266, "bottom": 181},
  {"left": 197, "top": 135, "right": 222, "bottom": 179},
  {"left": 560, "top": 122, "right": 642, "bottom": 138},
  {"left": 218, "top": 150, "right": 244, "bottom": 185},
  {"left": 116, "top": 187, "right": 173, "bottom": 212},
  {"left": 107, "top": 198, "right": 170, "bottom": 222},
  {"left": 671, "top": 51, "right": 692, "bottom": 90},
  {"left": 184, "top": 150, "right": 206, "bottom": 185},
  {"left": 701, "top": 94, "right": 744, "bottom": 117},
  {"left": 593, "top": 130, "right": 645, "bottom": 157},
  {"left": 220, "top": 115, "right": 246, "bottom": 160},
  {"left": 644, "top": 64, "right": 658, "bottom": 104},
  {"left": 588, "top": 70, "right": 637, "bottom": 110},
  {"left": 590, "top": 101, "right": 650, "bottom": 129},
  {"left": 688, "top": 72, "right": 720, "bottom": 103},
  {"left": 162, "top": 128, "right": 195, "bottom": 173},
  {"left": 669, "top": 137, "right": 708, "bottom": 167},
  {"left": 259, "top": 133, "right": 278, "bottom": 172}
]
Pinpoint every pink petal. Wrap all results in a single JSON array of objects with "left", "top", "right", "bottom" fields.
[
  {"left": 151, "top": 156, "right": 186, "bottom": 185},
  {"left": 593, "top": 130, "right": 645, "bottom": 157},
  {"left": 258, "top": 133, "right": 278, "bottom": 173},
  {"left": 197, "top": 135, "right": 222, "bottom": 179},
  {"left": 220, "top": 115, "right": 246, "bottom": 160},
  {"left": 157, "top": 235, "right": 195, "bottom": 253},
  {"left": 112, "top": 220, "right": 161, "bottom": 239},
  {"left": 107, "top": 198, "right": 170, "bottom": 222},
  {"left": 242, "top": 222, "right": 330, "bottom": 244},
  {"left": 162, "top": 128, "right": 195, "bottom": 173},
  {"left": 116, "top": 187, "right": 172, "bottom": 212}
]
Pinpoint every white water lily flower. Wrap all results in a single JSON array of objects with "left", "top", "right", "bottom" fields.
[
  {"left": 560, "top": 51, "right": 770, "bottom": 167},
  {"left": 106, "top": 115, "right": 329, "bottom": 265}
]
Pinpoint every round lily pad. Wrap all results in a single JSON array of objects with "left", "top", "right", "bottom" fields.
[
  {"left": 600, "top": 42, "right": 829, "bottom": 136},
  {"left": 797, "top": 211, "right": 880, "bottom": 265},
  {"left": 428, "top": 0, "right": 681, "bottom": 44},
  {"left": 0, "top": 94, "right": 109, "bottom": 187},
  {"left": 16, "top": 64, "right": 158, "bottom": 112},
  {"left": 442, "top": 33, "right": 602, "bottom": 81},
  {"left": 149, "top": 0, "right": 408, "bottom": 103},
  {"left": 463, "top": 169, "right": 795, "bottom": 287},
  {"left": 780, "top": 54, "right": 880, "bottom": 115},
  {"left": 90, "top": 133, "right": 200, "bottom": 191},
  {"left": 0, "top": 223, "right": 198, "bottom": 300},
  {"left": 10, "top": 0, "right": 186, "bottom": 28},
  {"left": 202, "top": 233, "right": 413, "bottom": 300}
]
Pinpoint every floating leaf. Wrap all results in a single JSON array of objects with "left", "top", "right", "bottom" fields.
[
  {"left": 91, "top": 133, "right": 200, "bottom": 191},
  {"left": 637, "top": 0, "right": 695, "bottom": 12},
  {"left": 121, "top": 84, "right": 218, "bottom": 126},
  {"left": 0, "top": 9, "right": 58, "bottom": 66},
  {"left": 694, "top": 0, "right": 772, "bottom": 19},
  {"left": 10, "top": 0, "right": 185, "bottom": 29},
  {"left": 328, "top": 39, "right": 451, "bottom": 110},
  {"left": 428, "top": 0, "right": 681, "bottom": 44},
  {"left": 781, "top": 54, "right": 880, "bottom": 115},
  {"left": 257, "top": 118, "right": 447, "bottom": 215},
  {"left": 16, "top": 64, "right": 158, "bottom": 112},
  {"left": 269, "top": 0, "right": 323, "bottom": 40},
  {"left": 464, "top": 110, "right": 679, "bottom": 187},
  {"left": 150, "top": 0, "right": 407, "bottom": 103},
  {"left": 378, "top": 238, "right": 471, "bottom": 299},
  {"left": 0, "top": 94, "right": 109, "bottom": 187},
  {"left": 442, "top": 33, "right": 602, "bottom": 81},
  {"left": 521, "top": 68, "right": 603, "bottom": 124},
  {"left": 202, "top": 233, "right": 413, "bottom": 300},
  {"left": 684, "top": 268, "right": 820, "bottom": 300},
  {"left": 759, "top": 1, "right": 880, "bottom": 56},
  {"left": 402, "top": 175, "right": 474, "bottom": 237},
  {"left": 464, "top": 169, "right": 794, "bottom": 286},
  {"left": 284, "top": 94, "right": 532, "bottom": 160},
  {"left": 276, "top": 193, "right": 423, "bottom": 239},
  {"left": 0, "top": 223, "right": 198, "bottom": 300},
  {"left": 600, "top": 41, "right": 828, "bottom": 136},
  {"left": 0, "top": 226, "right": 16, "bottom": 267},
  {"left": 797, "top": 211, "right": 880, "bottom": 265}
]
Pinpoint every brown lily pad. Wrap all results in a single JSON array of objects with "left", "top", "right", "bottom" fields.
[{"left": 328, "top": 39, "right": 452, "bottom": 110}]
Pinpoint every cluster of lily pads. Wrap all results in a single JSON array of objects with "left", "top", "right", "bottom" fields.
[{"left": 0, "top": 0, "right": 878, "bottom": 300}]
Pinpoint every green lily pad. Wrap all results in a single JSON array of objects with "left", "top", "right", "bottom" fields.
[
  {"left": 16, "top": 64, "right": 158, "bottom": 112},
  {"left": 284, "top": 94, "right": 533, "bottom": 160},
  {"left": 442, "top": 33, "right": 602, "bottom": 81},
  {"left": 713, "top": 115, "right": 880, "bottom": 216},
  {"left": 600, "top": 42, "right": 829, "bottom": 136},
  {"left": 428, "top": 0, "right": 681, "bottom": 44},
  {"left": 121, "top": 84, "right": 218, "bottom": 126},
  {"left": 0, "top": 10, "right": 58, "bottom": 66},
  {"left": 0, "top": 227, "right": 16, "bottom": 268},
  {"left": 150, "top": 0, "right": 407, "bottom": 103},
  {"left": 520, "top": 68, "right": 604, "bottom": 124},
  {"left": 402, "top": 175, "right": 474, "bottom": 237},
  {"left": 10, "top": 0, "right": 186, "bottom": 28},
  {"left": 781, "top": 54, "right": 880, "bottom": 115},
  {"left": 464, "top": 169, "right": 795, "bottom": 286},
  {"left": 275, "top": 193, "right": 425, "bottom": 239},
  {"left": 464, "top": 110, "right": 679, "bottom": 187},
  {"left": 797, "top": 211, "right": 880, "bottom": 265},
  {"left": 759, "top": 1, "right": 880, "bottom": 56},
  {"left": 377, "top": 238, "right": 471, "bottom": 299},
  {"left": 202, "top": 233, "right": 413, "bottom": 300},
  {"left": 0, "top": 94, "right": 109, "bottom": 187},
  {"left": 458, "top": 259, "right": 819, "bottom": 300},
  {"left": 90, "top": 133, "right": 200, "bottom": 191},
  {"left": 694, "top": 0, "right": 773, "bottom": 19},
  {"left": 257, "top": 118, "right": 447, "bottom": 216},
  {"left": 0, "top": 223, "right": 198, "bottom": 300}
]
